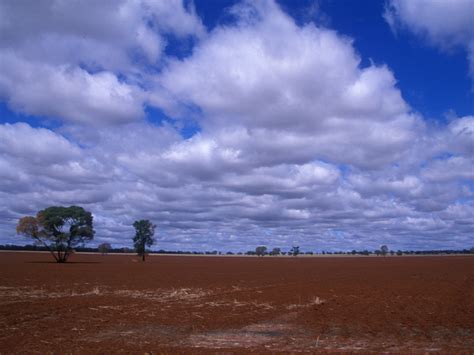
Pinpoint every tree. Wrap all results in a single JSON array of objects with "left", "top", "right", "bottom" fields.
[
  {"left": 16, "top": 206, "right": 94, "bottom": 263},
  {"left": 290, "top": 246, "right": 300, "bottom": 256},
  {"left": 380, "top": 245, "right": 389, "bottom": 257},
  {"left": 133, "top": 219, "right": 155, "bottom": 261},
  {"left": 255, "top": 246, "right": 267, "bottom": 256},
  {"left": 98, "top": 242, "right": 112, "bottom": 255},
  {"left": 270, "top": 247, "right": 281, "bottom": 256}
]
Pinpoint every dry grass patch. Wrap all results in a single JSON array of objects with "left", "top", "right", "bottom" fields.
[
  {"left": 113, "top": 287, "right": 211, "bottom": 302},
  {"left": 287, "top": 296, "right": 325, "bottom": 310}
]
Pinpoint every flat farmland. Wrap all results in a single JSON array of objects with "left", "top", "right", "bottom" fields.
[{"left": 0, "top": 253, "right": 473, "bottom": 353}]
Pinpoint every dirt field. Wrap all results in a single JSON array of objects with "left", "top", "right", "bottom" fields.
[{"left": 0, "top": 252, "right": 473, "bottom": 353}]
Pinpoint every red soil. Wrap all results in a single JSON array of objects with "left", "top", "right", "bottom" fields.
[{"left": 0, "top": 252, "right": 473, "bottom": 353}]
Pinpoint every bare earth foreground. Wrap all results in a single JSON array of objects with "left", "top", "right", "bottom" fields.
[{"left": 0, "top": 253, "right": 473, "bottom": 353}]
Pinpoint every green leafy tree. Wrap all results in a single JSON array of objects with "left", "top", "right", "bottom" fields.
[
  {"left": 255, "top": 246, "right": 267, "bottom": 256},
  {"left": 16, "top": 206, "right": 94, "bottom": 263},
  {"left": 133, "top": 219, "right": 155, "bottom": 261},
  {"left": 98, "top": 242, "right": 112, "bottom": 255},
  {"left": 290, "top": 246, "right": 300, "bottom": 256},
  {"left": 270, "top": 247, "right": 281, "bottom": 256},
  {"left": 380, "top": 245, "right": 389, "bottom": 257}
]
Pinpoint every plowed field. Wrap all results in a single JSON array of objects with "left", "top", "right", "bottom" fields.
[{"left": 0, "top": 252, "right": 473, "bottom": 353}]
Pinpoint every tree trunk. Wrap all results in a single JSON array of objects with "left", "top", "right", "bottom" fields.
[
  {"left": 142, "top": 252, "right": 145, "bottom": 262},
  {"left": 56, "top": 250, "right": 70, "bottom": 263}
]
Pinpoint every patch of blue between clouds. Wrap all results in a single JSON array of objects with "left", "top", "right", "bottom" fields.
[
  {"left": 334, "top": 163, "right": 352, "bottom": 178},
  {"left": 277, "top": 0, "right": 329, "bottom": 27},
  {"left": 0, "top": 102, "right": 62, "bottom": 130},
  {"left": 78, "top": 62, "right": 106, "bottom": 76},
  {"left": 162, "top": 33, "right": 199, "bottom": 61},
  {"left": 194, "top": 0, "right": 241, "bottom": 30},
  {"left": 145, "top": 105, "right": 201, "bottom": 139}
]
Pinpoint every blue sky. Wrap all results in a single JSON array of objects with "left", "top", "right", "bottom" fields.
[{"left": 0, "top": 0, "right": 472, "bottom": 252}]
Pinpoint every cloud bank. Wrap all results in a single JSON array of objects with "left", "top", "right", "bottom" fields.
[{"left": 0, "top": 0, "right": 472, "bottom": 251}]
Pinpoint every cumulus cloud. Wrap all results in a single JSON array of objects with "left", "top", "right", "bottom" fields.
[
  {"left": 0, "top": 0, "right": 204, "bottom": 69},
  {"left": 0, "top": 123, "right": 80, "bottom": 163},
  {"left": 447, "top": 115, "right": 474, "bottom": 154},
  {"left": 0, "top": 0, "right": 472, "bottom": 251},
  {"left": 0, "top": 0, "right": 204, "bottom": 125},
  {"left": 384, "top": 0, "right": 474, "bottom": 77},
  {"left": 157, "top": 0, "right": 421, "bottom": 168},
  {"left": 0, "top": 54, "right": 145, "bottom": 125}
]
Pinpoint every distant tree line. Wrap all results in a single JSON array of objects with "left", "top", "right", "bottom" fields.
[
  {"left": 2, "top": 244, "right": 473, "bottom": 256},
  {"left": 9, "top": 205, "right": 474, "bottom": 262}
]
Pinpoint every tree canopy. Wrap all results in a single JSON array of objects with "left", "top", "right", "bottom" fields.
[
  {"left": 255, "top": 246, "right": 267, "bottom": 256},
  {"left": 98, "top": 242, "right": 112, "bottom": 255},
  {"left": 290, "top": 246, "right": 300, "bottom": 256},
  {"left": 16, "top": 206, "right": 94, "bottom": 262},
  {"left": 133, "top": 219, "right": 156, "bottom": 261},
  {"left": 270, "top": 247, "right": 281, "bottom": 256}
]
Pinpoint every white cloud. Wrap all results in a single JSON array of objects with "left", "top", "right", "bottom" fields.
[
  {"left": 0, "top": 0, "right": 205, "bottom": 125},
  {"left": 0, "top": 0, "right": 204, "bottom": 70},
  {"left": 157, "top": 0, "right": 419, "bottom": 168},
  {"left": 422, "top": 156, "right": 473, "bottom": 183},
  {"left": 0, "top": 53, "right": 145, "bottom": 125},
  {"left": 447, "top": 115, "right": 474, "bottom": 155},
  {"left": 384, "top": 0, "right": 474, "bottom": 77},
  {"left": 0, "top": 122, "right": 80, "bottom": 163}
]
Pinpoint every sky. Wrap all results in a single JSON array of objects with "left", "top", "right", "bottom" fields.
[{"left": 0, "top": 0, "right": 473, "bottom": 252}]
